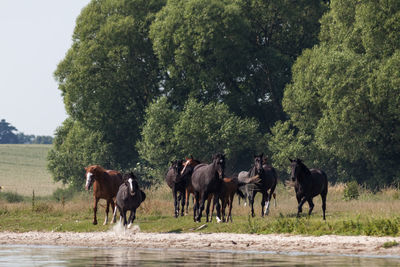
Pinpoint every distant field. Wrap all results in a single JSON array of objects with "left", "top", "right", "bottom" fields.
[{"left": 0, "top": 144, "right": 62, "bottom": 196}]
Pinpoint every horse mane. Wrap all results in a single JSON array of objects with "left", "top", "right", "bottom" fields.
[{"left": 87, "top": 165, "right": 107, "bottom": 174}]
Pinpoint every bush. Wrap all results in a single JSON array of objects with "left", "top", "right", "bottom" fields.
[
  {"left": 344, "top": 181, "right": 360, "bottom": 201},
  {"left": 52, "top": 187, "right": 77, "bottom": 202},
  {"left": 0, "top": 191, "right": 24, "bottom": 203}
]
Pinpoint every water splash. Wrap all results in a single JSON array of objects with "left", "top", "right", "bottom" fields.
[{"left": 109, "top": 221, "right": 140, "bottom": 236}]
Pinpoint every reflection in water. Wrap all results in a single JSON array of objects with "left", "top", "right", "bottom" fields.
[{"left": 0, "top": 245, "right": 400, "bottom": 267}]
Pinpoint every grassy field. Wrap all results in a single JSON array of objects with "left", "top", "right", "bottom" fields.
[
  {"left": 1, "top": 144, "right": 400, "bottom": 236},
  {"left": 0, "top": 144, "right": 62, "bottom": 196}
]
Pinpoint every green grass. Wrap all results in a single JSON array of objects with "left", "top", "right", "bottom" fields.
[
  {"left": 383, "top": 240, "right": 399, "bottom": 248},
  {"left": 0, "top": 144, "right": 62, "bottom": 196},
  {"left": 1, "top": 144, "right": 400, "bottom": 236}
]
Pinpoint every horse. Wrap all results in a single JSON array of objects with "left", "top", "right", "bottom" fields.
[
  {"left": 191, "top": 153, "right": 225, "bottom": 222},
  {"left": 238, "top": 153, "right": 277, "bottom": 217},
  {"left": 289, "top": 158, "right": 328, "bottom": 220},
  {"left": 165, "top": 160, "right": 186, "bottom": 217},
  {"left": 84, "top": 165, "right": 123, "bottom": 225},
  {"left": 114, "top": 172, "right": 146, "bottom": 228},
  {"left": 180, "top": 156, "right": 201, "bottom": 215}
]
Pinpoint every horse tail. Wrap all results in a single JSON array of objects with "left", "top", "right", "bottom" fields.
[
  {"left": 236, "top": 186, "right": 245, "bottom": 200},
  {"left": 140, "top": 190, "right": 146, "bottom": 203}
]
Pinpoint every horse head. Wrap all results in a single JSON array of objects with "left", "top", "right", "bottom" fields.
[
  {"left": 289, "top": 158, "right": 310, "bottom": 181},
  {"left": 181, "top": 155, "right": 201, "bottom": 177},
  {"left": 212, "top": 153, "right": 226, "bottom": 179},
  {"left": 170, "top": 160, "right": 184, "bottom": 180},
  {"left": 84, "top": 165, "right": 102, "bottom": 190},
  {"left": 253, "top": 153, "right": 264, "bottom": 175},
  {"left": 123, "top": 172, "right": 138, "bottom": 196}
]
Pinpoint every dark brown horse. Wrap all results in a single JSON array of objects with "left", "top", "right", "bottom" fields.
[
  {"left": 191, "top": 153, "right": 225, "bottom": 222},
  {"left": 165, "top": 160, "right": 186, "bottom": 217},
  {"left": 114, "top": 172, "right": 146, "bottom": 228},
  {"left": 238, "top": 153, "right": 277, "bottom": 217},
  {"left": 181, "top": 156, "right": 201, "bottom": 215},
  {"left": 85, "top": 165, "right": 123, "bottom": 225},
  {"left": 289, "top": 158, "right": 328, "bottom": 220}
]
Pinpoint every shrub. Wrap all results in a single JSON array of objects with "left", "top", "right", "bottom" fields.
[
  {"left": 52, "top": 187, "right": 77, "bottom": 202},
  {"left": 344, "top": 181, "right": 359, "bottom": 201},
  {"left": 0, "top": 192, "right": 24, "bottom": 203}
]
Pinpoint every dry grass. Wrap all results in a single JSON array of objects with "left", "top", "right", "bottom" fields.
[{"left": 0, "top": 144, "right": 62, "bottom": 196}]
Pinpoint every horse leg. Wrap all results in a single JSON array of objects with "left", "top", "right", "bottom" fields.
[
  {"left": 214, "top": 193, "right": 222, "bottom": 223},
  {"left": 193, "top": 192, "right": 199, "bottom": 222},
  {"left": 196, "top": 192, "right": 207, "bottom": 223},
  {"left": 122, "top": 209, "right": 128, "bottom": 227},
  {"left": 249, "top": 192, "right": 255, "bottom": 217},
  {"left": 173, "top": 187, "right": 179, "bottom": 218},
  {"left": 93, "top": 197, "right": 99, "bottom": 225},
  {"left": 180, "top": 191, "right": 185, "bottom": 217},
  {"left": 127, "top": 209, "right": 136, "bottom": 229},
  {"left": 205, "top": 194, "right": 211, "bottom": 222},
  {"left": 260, "top": 192, "right": 267, "bottom": 217},
  {"left": 321, "top": 193, "right": 327, "bottom": 220},
  {"left": 185, "top": 188, "right": 189, "bottom": 216},
  {"left": 297, "top": 197, "right": 307, "bottom": 217},
  {"left": 111, "top": 200, "right": 117, "bottom": 223},
  {"left": 112, "top": 205, "right": 118, "bottom": 224},
  {"left": 307, "top": 198, "right": 315, "bottom": 216},
  {"left": 103, "top": 199, "right": 112, "bottom": 225},
  {"left": 227, "top": 195, "right": 233, "bottom": 223},
  {"left": 265, "top": 191, "right": 272, "bottom": 216}
]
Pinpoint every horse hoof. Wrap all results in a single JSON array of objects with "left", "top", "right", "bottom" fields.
[
  {"left": 216, "top": 217, "right": 222, "bottom": 223},
  {"left": 93, "top": 221, "right": 97, "bottom": 225}
]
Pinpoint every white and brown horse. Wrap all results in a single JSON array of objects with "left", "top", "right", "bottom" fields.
[{"left": 85, "top": 165, "right": 123, "bottom": 225}]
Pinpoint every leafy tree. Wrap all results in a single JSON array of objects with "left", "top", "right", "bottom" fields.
[
  {"left": 137, "top": 97, "right": 264, "bottom": 176},
  {"left": 150, "top": 0, "right": 327, "bottom": 131},
  {"left": 269, "top": 0, "right": 400, "bottom": 188},
  {"left": 47, "top": 118, "right": 113, "bottom": 189},
  {"left": 50, "top": 0, "right": 165, "bottom": 186},
  {"left": 0, "top": 119, "right": 19, "bottom": 144}
]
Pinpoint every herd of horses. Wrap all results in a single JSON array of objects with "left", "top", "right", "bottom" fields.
[{"left": 83, "top": 154, "right": 328, "bottom": 227}]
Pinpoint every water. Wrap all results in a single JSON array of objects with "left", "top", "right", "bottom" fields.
[{"left": 1, "top": 245, "right": 400, "bottom": 266}]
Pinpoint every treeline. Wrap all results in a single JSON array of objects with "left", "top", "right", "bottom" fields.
[
  {"left": 48, "top": 0, "right": 400, "bottom": 190},
  {"left": 0, "top": 119, "right": 53, "bottom": 144}
]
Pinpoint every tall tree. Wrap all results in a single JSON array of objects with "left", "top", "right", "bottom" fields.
[
  {"left": 269, "top": 0, "right": 400, "bottom": 188},
  {"left": 49, "top": 0, "right": 165, "bottom": 187},
  {"left": 0, "top": 119, "right": 18, "bottom": 144},
  {"left": 150, "top": 0, "right": 327, "bottom": 131},
  {"left": 137, "top": 97, "right": 263, "bottom": 176}
]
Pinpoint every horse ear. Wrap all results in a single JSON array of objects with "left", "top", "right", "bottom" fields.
[
  {"left": 288, "top": 158, "right": 293, "bottom": 162},
  {"left": 190, "top": 155, "right": 193, "bottom": 159},
  {"left": 260, "top": 153, "right": 263, "bottom": 158}
]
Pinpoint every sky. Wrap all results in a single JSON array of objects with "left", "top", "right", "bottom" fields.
[{"left": 0, "top": 1, "right": 91, "bottom": 136}]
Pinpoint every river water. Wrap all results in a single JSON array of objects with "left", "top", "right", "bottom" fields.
[{"left": 1, "top": 245, "right": 400, "bottom": 266}]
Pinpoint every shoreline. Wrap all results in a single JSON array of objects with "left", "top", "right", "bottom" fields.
[{"left": 1, "top": 229, "right": 400, "bottom": 257}]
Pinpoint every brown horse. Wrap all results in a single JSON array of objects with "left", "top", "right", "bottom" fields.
[
  {"left": 84, "top": 165, "right": 123, "bottom": 225},
  {"left": 181, "top": 156, "right": 201, "bottom": 215}
]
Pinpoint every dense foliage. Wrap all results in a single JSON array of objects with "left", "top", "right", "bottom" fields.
[
  {"left": 50, "top": 0, "right": 399, "bottom": 189},
  {"left": 150, "top": 0, "right": 327, "bottom": 131},
  {"left": 268, "top": 0, "right": 400, "bottom": 188},
  {"left": 137, "top": 97, "right": 263, "bottom": 177}
]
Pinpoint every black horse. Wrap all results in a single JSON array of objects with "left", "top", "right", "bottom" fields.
[
  {"left": 191, "top": 153, "right": 225, "bottom": 223},
  {"left": 165, "top": 160, "right": 187, "bottom": 217},
  {"left": 289, "top": 158, "right": 328, "bottom": 220},
  {"left": 114, "top": 172, "right": 146, "bottom": 228},
  {"left": 238, "top": 153, "right": 277, "bottom": 217}
]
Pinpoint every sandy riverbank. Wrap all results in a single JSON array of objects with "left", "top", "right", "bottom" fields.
[{"left": 1, "top": 226, "right": 399, "bottom": 257}]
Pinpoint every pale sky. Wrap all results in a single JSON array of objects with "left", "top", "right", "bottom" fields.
[{"left": 0, "top": 1, "right": 90, "bottom": 136}]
